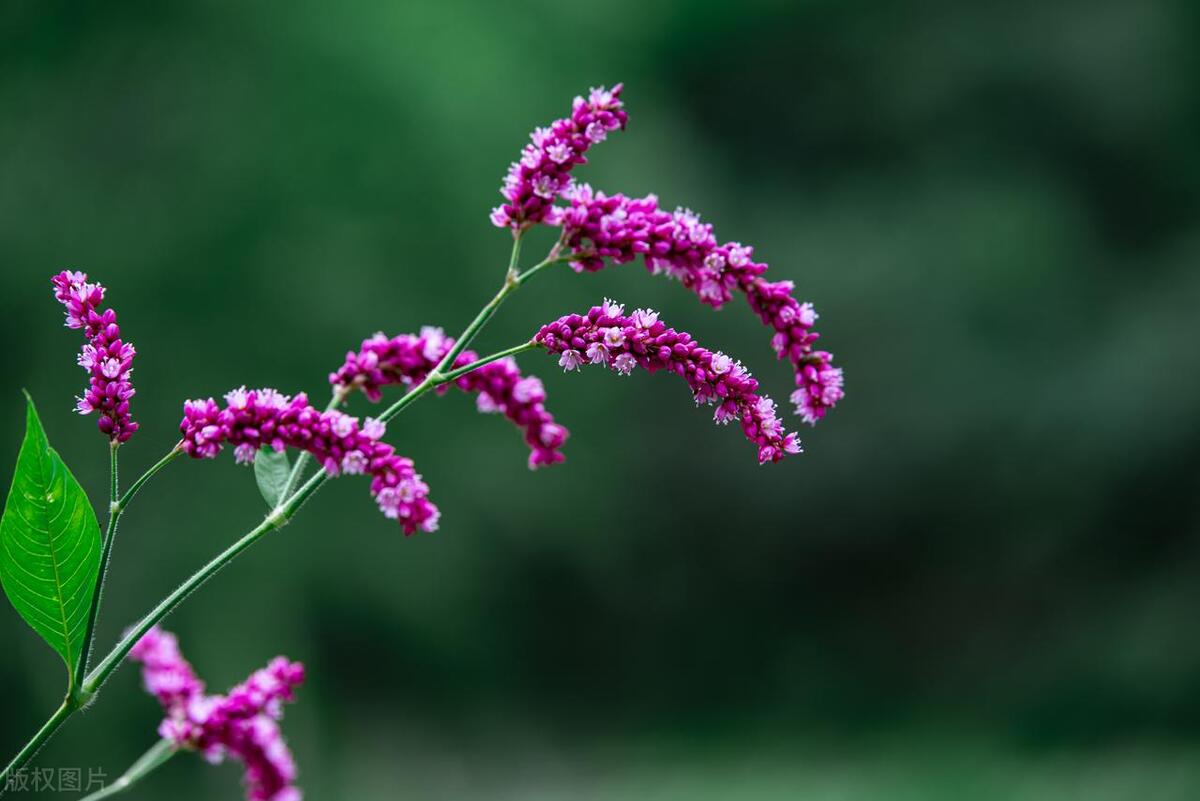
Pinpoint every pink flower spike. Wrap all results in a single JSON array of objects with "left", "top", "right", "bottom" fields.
[
  {"left": 129, "top": 627, "right": 304, "bottom": 801},
  {"left": 179, "top": 387, "right": 439, "bottom": 535},
  {"left": 491, "top": 84, "right": 627, "bottom": 230},
  {"left": 546, "top": 188, "right": 845, "bottom": 422},
  {"left": 533, "top": 302, "right": 802, "bottom": 463},
  {"left": 50, "top": 271, "right": 139, "bottom": 442}
]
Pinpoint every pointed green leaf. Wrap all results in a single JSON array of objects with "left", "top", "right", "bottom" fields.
[
  {"left": 253, "top": 447, "right": 291, "bottom": 508},
  {"left": 0, "top": 395, "right": 101, "bottom": 684}
]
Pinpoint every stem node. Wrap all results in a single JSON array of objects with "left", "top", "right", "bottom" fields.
[{"left": 70, "top": 685, "right": 95, "bottom": 711}]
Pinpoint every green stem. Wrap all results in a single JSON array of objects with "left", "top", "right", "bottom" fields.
[
  {"left": 0, "top": 700, "right": 72, "bottom": 790},
  {"left": 82, "top": 479, "right": 313, "bottom": 696},
  {"left": 374, "top": 342, "right": 532, "bottom": 424},
  {"left": 118, "top": 445, "right": 183, "bottom": 511},
  {"left": 372, "top": 235, "right": 531, "bottom": 425},
  {"left": 424, "top": 231, "right": 549, "bottom": 388},
  {"left": 505, "top": 229, "right": 524, "bottom": 280},
  {"left": 438, "top": 342, "right": 536, "bottom": 384},
  {"left": 325, "top": 238, "right": 559, "bottom": 443},
  {"left": 427, "top": 285, "right": 514, "bottom": 382},
  {"left": 110, "top": 441, "right": 119, "bottom": 511},
  {"left": 515, "top": 251, "right": 569, "bottom": 285},
  {"left": 76, "top": 444, "right": 183, "bottom": 683},
  {"left": 75, "top": 442, "right": 119, "bottom": 681},
  {"left": 78, "top": 739, "right": 176, "bottom": 801},
  {"left": 81, "top": 512, "right": 277, "bottom": 691}
]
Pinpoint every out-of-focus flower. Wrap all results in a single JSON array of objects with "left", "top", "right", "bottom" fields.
[{"left": 129, "top": 627, "right": 305, "bottom": 801}]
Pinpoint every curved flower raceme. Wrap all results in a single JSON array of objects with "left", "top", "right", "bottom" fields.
[
  {"left": 330, "top": 326, "right": 567, "bottom": 469},
  {"left": 490, "top": 84, "right": 627, "bottom": 230},
  {"left": 129, "top": 627, "right": 305, "bottom": 801},
  {"left": 549, "top": 185, "right": 845, "bottom": 424},
  {"left": 533, "top": 300, "right": 802, "bottom": 464},
  {"left": 50, "top": 270, "right": 139, "bottom": 442},
  {"left": 179, "top": 387, "right": 439, "bottom": 534}
]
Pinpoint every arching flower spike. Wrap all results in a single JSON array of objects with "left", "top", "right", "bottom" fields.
[{"left": 533, "top": 300, "right": 802, "bottom": 464}]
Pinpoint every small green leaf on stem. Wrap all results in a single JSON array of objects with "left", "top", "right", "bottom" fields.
[{"left": 253, "top": 447, "right": 291, "bottom": 508}]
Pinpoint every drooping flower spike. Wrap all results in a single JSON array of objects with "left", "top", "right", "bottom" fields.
[
  {"left": 129, "top": 627, "right": 305, "bottom": 801},
  {"left": 548, "top": 185, "right": 845, "bottom": 424},
  {"left": 330, "top": 326, "right": 567, "bottom": 469},
  {"left": 533, "top": 300, "right": 802, "bottom": 464},
  {"left": 50, "top": 270, "right": 139, "bottom": 442},
  {"left": 179, "top": 387, "right": 439, "bottom": 534},
  {"left": 490, "top": 84, "right": 627, "bottom": 230}
]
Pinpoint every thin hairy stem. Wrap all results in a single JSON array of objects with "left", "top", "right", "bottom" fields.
[
  {"left": 118, "top": 445, "right": 183, "bottom": 511},
  {"left": 505, "top": 229, "right": 524, "bottom": 280},
  {"left": 78, "top": 739, "right": 175, "bottom": 801},
  {"left": 0, "top": 701, "right": 72, "bottom": 791},
  {"left": 438, "top": 342, "right": 537, "bottom": 383},
  {"left": 77, "top": 443, "right": 183, "bottom": 685},
  {"left": 110, "top": 441, "right": 119, "bottom": 515},
  {"left": 515, "top": 251, "right": 571, "bottom": 285},
  {"left": 85, "top": 513, "right": 284, "bottom": 695},
  {"left": 424, "top": 233, "right": 528, "bottom": 381},
  {"left": 83, "top": 427, "right": 348, "bottom": 695},
  {"left": 74, "top": 443, "right": 119, "bottom": 681}
]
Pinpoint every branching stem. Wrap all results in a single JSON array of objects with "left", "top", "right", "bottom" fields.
[
  {"left": 0, "top": 234, "right": 561, "bottom": 790},
  {"left": 78, "top": 739, "right": 175, "bottom": 801}
]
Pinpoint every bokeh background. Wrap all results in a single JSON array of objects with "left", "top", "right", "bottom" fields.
[{"left": 3, "top": 0, "right": 1200, "bottom": 798}]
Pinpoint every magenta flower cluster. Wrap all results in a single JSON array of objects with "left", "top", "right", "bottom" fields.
[
  {"left": 331, "top": 326, "right": 567, "bottom": 469},
  {"left": 50, "top": 271, "right": 138, "bottom": 442},
  {"left": 179, "top": 387, "right": 439, "bottom": 534},
  {"left": 745, "top": 276, "right": 846, "bottom": 425},
  {"left": 457, "top": 354, "right": 567, "bottom": 468},
  {"left": 129, "top": 627, "right": 305, "bottom": 801},
  {"left": 533, "top": 300, "right": 802, "bottom": 464},
  {"left": 548, "top": 185, "right": 845, "bottom": 424},
  {"left": 13, "top": 82, "right": 853, "bottom": 801},
  {"left": 490, "top": 85, "right": 627, "bottom": 230}
]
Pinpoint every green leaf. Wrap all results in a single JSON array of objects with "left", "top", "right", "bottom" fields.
[
  {"left": 253, "top": 447, "right": 291, "bottom": 508},
  {"left": 0, "top": 394, "right": 101, "bottom": 684}
]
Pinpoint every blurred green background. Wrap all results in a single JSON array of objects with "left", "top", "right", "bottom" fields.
[{"left": 3, "top": 0, "right": 1200, "bottom": 798}]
